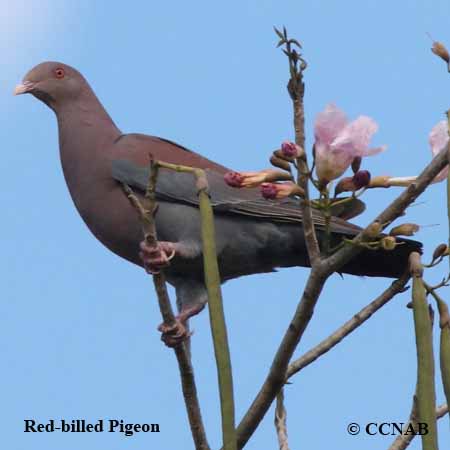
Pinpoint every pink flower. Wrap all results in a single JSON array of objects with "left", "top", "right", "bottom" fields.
[
  {"left": 314, "top": 104, "right": 386, "bottom": 183},
  {"left": 429, "top": 120, "right": 449, "bottom": 183}
]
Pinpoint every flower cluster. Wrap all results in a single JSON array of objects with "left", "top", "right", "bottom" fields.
[
  {"left": 223, "top": 103, "right": 449, "bottom": 205},
  {"left": 429, "top": 120, "right": 449, "bottom": 182}
]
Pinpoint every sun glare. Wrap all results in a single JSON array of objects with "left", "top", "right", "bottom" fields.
[{"left": 0, "top": 0, "right": 50, "bottom": 54}]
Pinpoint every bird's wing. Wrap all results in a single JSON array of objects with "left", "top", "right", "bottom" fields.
[
  {"left": 113, "top": 133, "right": 230, "bottom": 174},
  {"left": 111, "top": 159, "right": 362, "bottom": 236}
]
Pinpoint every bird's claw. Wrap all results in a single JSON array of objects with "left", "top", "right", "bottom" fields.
[
  {"left": 157, "top": 319, "right": 192, "bottom": 347},
  {"left": 139, "top": 241, "right": 176, "bottom": 274}
]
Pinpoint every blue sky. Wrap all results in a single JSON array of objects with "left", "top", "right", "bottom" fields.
[{"left": 2, "top": 1, "right": 450, "bottom": 449}]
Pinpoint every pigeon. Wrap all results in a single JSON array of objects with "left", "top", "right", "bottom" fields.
[{"left": 15, "top": 62, "right": 421, "bottom": 341}]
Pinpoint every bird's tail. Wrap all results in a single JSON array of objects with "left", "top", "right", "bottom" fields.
[{"left": 340, "top": 237, "right": 422, "bottom": 278}]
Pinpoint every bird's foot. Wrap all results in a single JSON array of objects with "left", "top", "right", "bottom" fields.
[
  {"left": 158, "top": 319, "right": 192, "bottom": 347},
  {"left": 139, "top": 241, "right": 176, "bottom": 274},
  {"left": 157, "top": 304, "right": 206, "bottom": 347}
]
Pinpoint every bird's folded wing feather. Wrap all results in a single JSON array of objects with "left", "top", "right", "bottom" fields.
[{"left": 111, "top": 159, "right": 362, "bottom": 236}]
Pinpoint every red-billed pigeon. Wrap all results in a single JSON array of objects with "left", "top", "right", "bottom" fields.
[{"left": 15, "top": 62, "right": 421, "bottom": 338}]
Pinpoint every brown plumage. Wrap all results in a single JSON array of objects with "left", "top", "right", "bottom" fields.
[{"left": 15, "top": 61, "right": 421, "bottom": 332}]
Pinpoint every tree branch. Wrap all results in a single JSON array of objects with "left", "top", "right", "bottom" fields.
[
  {"left": 286, "top": 271, "right": 410, "bottom": 378},
  {"left": 288, "top": 39, "right": 321, "bottom": 266},
  {"left": 235, "top": 266, "right": 327, "bottom": 448},
  {"left": 122, "top": 176, "right": 211, "bottom": 450},
  {"left": 231, "top": 29, "right": 450, "bottom": 448},
  {"left": 234, "top": 146, "right": 450, "bottom": 449},
  {"left": 274, "top": 388, "right": 290, "bottom": 450},
  {"left": 388, "top": 403, "right": 448, "bottom": 450}
]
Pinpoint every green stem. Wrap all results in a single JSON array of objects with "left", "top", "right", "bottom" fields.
[
  {"left": 410, "top": 255, "right": 439, "bottom": 450},
  {"left": 155, "top": 161, "right": 237, "bottom": 450},
  {"left": 323, "top": 192, "right": 331, "bottom": 256},
  {"left": 198, "top": 185, "right": 236, "bottom": 450},
  {"left": 440, "top": 323, "right": 450, "bottom": 428},
  {"left": 425, "top": 282, "right": 450, "bottom": 427}
]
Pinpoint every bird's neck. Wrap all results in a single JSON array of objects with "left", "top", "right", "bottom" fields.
[
  {"left": 55, "top": 89, "right": 121, "bottom": 207},
  {"left": 56, "top": 89, "right": 121, "bottom": 154}
]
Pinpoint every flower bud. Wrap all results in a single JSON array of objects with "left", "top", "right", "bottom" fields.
[
  {"left": 261, "top": 182, "right": 304, "bottom": 200},
  {"left": 365, "top": 221, "right": 382, "bottom": 239},
  {"left": 334, "top": 171, "right": 370, "bottom": 195},
  {"left": 270, "top": 154, "right": 292, "bottom": 172},
  {"left": 334, "top": 177, "right": 356, "bottom": 196},
  {"left": 281, "top": 141, "right": 304, "bottom": 159},
  {"left": 352, "top": 170, "right": 371, "bottom": 189},
  {"left": 274, "top": 149, "right": 295, "bottom": 162},
  {"left": 224, "top": 171, "right": 244, "bottom": 187},
  {"left": 432, "top": 243, "right": 449, "bottom": 262},
  {"left": 389, "top": 223, "right": 420, "bottom": 237},
  {"left": 351, "top": 156, "right": 362, "bottom": 173},
  {"left": 224, "top": 169, "right": 292, "bottom": 188},
  {"left": 263, "top": 170, "right": 293, "bottom": 183},
  {"left": 380, "top": 236, "right": 397, "bottom": 251},
  {"left": 431, "top": 40, "right": 450, "bottom": 70},
  {"left": 260, "top": 183, "right": 278, "bottom": 199}
]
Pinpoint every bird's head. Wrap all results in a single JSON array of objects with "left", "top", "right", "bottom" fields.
[{"left": 14, "top": 61, "right": 87, "bottom": 109}]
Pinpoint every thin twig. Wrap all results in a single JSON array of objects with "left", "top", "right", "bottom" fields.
[
  {"left": 388, "top": 403, "right": 448, "bottom": 450},
  {"left": 286, "top": 271, "right": 410, "bottom": 378},
  {"left": 285, "top": 33, "right": 321, "bottom": 266},
  {"left": 173, "top": 345, "right": 211, "bottom": 450},
  {"left": 274, "top": 389, "right": 290, "bottom": 450},
  {"left": 121, "top": 179, "right": 210, "bottom": 450},
  {"left": 389, "top": 392, "right": 418, "bottom": 450}
]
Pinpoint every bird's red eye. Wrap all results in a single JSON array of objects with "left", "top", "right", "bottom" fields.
[{"left": 54, "top": 68, "right": 65, "bottom": 79}]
